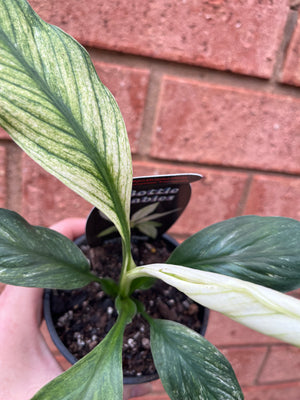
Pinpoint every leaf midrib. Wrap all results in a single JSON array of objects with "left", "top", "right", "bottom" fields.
[{"left": 0, "top": 13, "right": 127, "bottom": 233}]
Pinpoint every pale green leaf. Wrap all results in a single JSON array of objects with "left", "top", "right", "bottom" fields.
[
  {"left": 0, "top": 0, "right": 132, "bottom": 242},
  {"left": 131, "top": 202, "right": 160, "bottom": 222},
  {"left": 31, "top": 298, "right": 136, "bottom": 400},
  {"left": 129, "top": 264, "right": 300, "bottom": 347},
  {"left": 135, "top": 221, "right": 161, "bottom": 238},
  {"left": 131, "top": 203, "right": 181, "bottom": 225},
  {"left": 0, "top": 209, "right": 97, "bottom": 289},
  {"left": 168, "top": 216, "right": 300, "bottom": 292},
  {"left": 150, "top": 319, "right": 243, "bottom": 400}
]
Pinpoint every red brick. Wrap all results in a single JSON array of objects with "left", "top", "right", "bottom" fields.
[
  {"left": 149, "top": 380, "right": 166, "bottom": 394},
  {"left": 0, "top": 127, "right": 10, "bottom": 140},
  {"left": 151, "top": 77, "right": 300, "bottom": 174},
  {"left": 244, "top": 175, "right": 300, "bottom": 219},
  {"left": 290, "top": 288, "right": 300, "bottom": 300},
  {"left": 21, "top": 155, "right": 92, "bottom": 226},
  {"left": 243, "top": 382, "right": 300, "bottom": 400},
  {"left": 93, "top": 62, "right": 150, "bottom": 153},
  {"left": 131, "top": 380, "right": 169, "bottom": 400},
  {"left": 206, "top": 311, "right": 280, "bottom": 347},
  {"left": 221, "top": 346, "right": 268, "bottom": 386},
  {"left": 259, "top": 345, "right": 300, "bottom": 383},
  {"left": 0, "top": 147, "right": 6, "bottom": 208},
  {"left": 281, "top": 15, "right": 300, "bottom": 86},
  {"left": 133, "top": 161, "right": 249, "bottom": 236},
  {"left": 30, "top": 0, "right": 288, "bottom": 78}
]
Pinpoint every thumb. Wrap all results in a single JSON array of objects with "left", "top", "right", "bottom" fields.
[{"left": 49, "top": 218, "right": 86, "bottom": 240}]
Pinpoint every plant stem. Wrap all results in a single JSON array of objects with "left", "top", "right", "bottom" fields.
[{"left": 118, "top": 237, "right": 136, "bottom": 298}]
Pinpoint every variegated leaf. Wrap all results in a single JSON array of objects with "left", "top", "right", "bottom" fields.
[
  {"left": 0, "top": 209, "right": 97, "bottom": 289},
  {"left": 168, "top": 216, "right": 300, "bottom": 292},
  {"left": 150, "top": 319, "right": 243, "bottom": 400},
  {"left": 129, "top": 264, "right": 300, "bottom": 347},
  {"left": 0, "top": 0, "right": 132, "bottom": 242},
  {"left": 31, "top": 298, "right": 136, "bottom": 400}
]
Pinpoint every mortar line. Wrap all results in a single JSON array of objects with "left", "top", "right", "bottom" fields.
[
  {"left": 236, "top": 173, "right": 254, "bottom": 217},
  {"left": 88, "top": 47, "right": 300, "bottom": 100},
  {"left": 137, "top": 66, "right": 164, "bottom": 156},
  {"left": 270, "top": 7, "right": 299, "bottom": 84},
  {"left": 253, "top": 344, "right": 272, "bottom": 385},
  {"left": 132, "top": 155, "right": 300, "bottom": 179}
]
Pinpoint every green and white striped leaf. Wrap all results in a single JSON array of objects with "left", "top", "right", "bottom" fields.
[
  {"left": 129, "top": 264, "right": 300, "bottom": 347},
  {"left": 150, "top": 319, "right": 243, "bottom": 400},
  {"left": 0, "top": 209, "right": 97, "bottom": 289},
  {"left": 31, "top": 298, "right": 136, "bottom": 400},
  {"left": 168, "top": 216, "right": 300, "bottom": 292},
  {"left": 0, "top": 0, "right": 132, "bottom": 242}
]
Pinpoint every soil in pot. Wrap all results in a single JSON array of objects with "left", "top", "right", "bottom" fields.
[{"left": 49, "top": 236, "right": 208, "bottom": 380}]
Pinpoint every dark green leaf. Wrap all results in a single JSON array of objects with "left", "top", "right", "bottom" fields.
[
  {"left": 168, "top": 216, "right": 300, "bottom": 292},
  {"left": 150, "top": 319, "right": 243, "bottom": 400},
  {"left": 31, "top": 298, "right": 136, "bottom": 400},
  {"left": 0, "top": 0, "right": 132, "bottom": 244},
  {"left": 0, "top": 209, "right": 97, "bottom": 289}
]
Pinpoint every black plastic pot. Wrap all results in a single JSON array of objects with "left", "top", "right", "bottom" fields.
[{"left": 44, "top": 234, "right": 209, "bottom": 385}]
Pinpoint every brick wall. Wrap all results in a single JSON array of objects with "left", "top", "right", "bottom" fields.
[{"left": 1, "top": 0, "right": 300, "bottom": 398}]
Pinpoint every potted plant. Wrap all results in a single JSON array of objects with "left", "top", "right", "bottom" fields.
[
  {"left": 0, "top": 1, "right": 300, "bottom": 399},
  {"left": 43, "top": 226, "right": 210, "bottom": 385}
]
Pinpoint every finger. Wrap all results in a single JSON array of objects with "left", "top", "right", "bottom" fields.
[{"left": 49, "top": 218, "right": 86, "bottom": 240}]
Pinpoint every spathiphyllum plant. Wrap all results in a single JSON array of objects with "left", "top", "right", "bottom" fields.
[{"left": 0, "top": 1, "right": 300, "bottom": 399}]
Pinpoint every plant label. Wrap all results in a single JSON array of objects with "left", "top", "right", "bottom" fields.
[{"left": 86, "top": 173, "right": 203, "bottom": 246}]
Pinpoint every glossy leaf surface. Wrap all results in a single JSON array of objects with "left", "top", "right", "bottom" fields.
[
  {"left": 0, "top": 209, "right": 96, "bottom": 289},
  {"left": 31, "top": 298, "right": 136, "bottom": 400},
  {"left": 129, "top": 264, "right": 300, "bottom": 347},
  {"left": 150, "top": 319, "right": 243, "bottom": 400},
  {"left": 0, "top": 0, "right": 132, "bottom": 242},
  {"left": 168, "top": 216, "right": 300, "bottom": 292}
]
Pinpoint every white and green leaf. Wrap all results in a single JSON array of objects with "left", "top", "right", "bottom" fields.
[
  {"left": 129, "top": 264, "right": 300, "bottom": 347},
  {"left": 168, "top": 216, "right": 300, "bottom": 292},
  {"left": 150, "top": 319, "right": 243, "bottom": 400},
  {"left": 0, "top": 209, "right": 98, "bottom": 289},
  {"left": 0, "top": 0, "right": 132, "bottom": 243}
]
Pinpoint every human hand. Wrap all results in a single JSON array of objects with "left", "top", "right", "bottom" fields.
[{"left": 0, "top": 218, "right": 151, "bottom": 400}]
